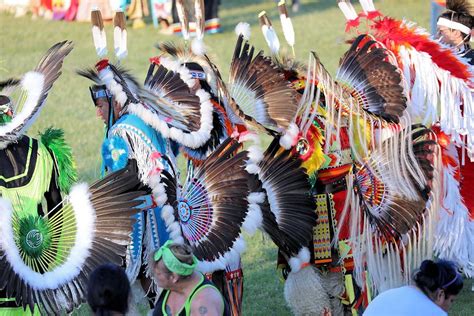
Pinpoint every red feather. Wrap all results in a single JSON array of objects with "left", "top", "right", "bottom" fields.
[{"left": 371, "top": 17, "right": 472, "bottom": 82}]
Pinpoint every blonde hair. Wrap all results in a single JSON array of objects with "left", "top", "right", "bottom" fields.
[{"left": 168, "top": 243, "right": 194, "bottom": 265}]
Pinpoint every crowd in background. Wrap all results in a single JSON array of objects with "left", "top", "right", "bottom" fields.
[{"left": 0, "top": 0, "right": 222, "bottom": 32}]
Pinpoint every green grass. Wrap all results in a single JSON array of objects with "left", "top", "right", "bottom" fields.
[{"left": 0, "top": 0, "right": 473, "bottom": 315}]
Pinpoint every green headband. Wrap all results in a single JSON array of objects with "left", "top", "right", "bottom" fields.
[{"left": 154, "top": 240, "right": 198, "bottom": 276}]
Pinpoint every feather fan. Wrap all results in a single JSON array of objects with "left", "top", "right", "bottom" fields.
[
  {"left": 336, "top": 34, "right": 407, "bottom": 123},
  {"left": 254, "top": 137, "right": 317, "bottom": 259},
  {"left": 228, "top": 35, "right": 299, "bottom": 132},
  {"left": 353, "top": 125, "right": 437, "bottom": 239},
  {"left": 0, "top": 161, "right": 146, "bottom": 315},
  {"left": 160, "top": 138, "right": 249, "bottom": 272}
]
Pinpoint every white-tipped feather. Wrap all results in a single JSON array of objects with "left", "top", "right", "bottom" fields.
[
  {"left": 337, "top": 0, "right": 358, "bottom": 21},
  {"left": 175, "top": 0, "right": 189, "bottom": 41},
  {"left": 278, "top": 2, "right": 295, "bottom": 48},
  {"left": 235, "top": 22, "right": 251, "bottom": 40},
  {"left": 359, "top": 0, "right": 376, "bottom": 13},
  {"left": 113, "top": 28, "right": 127, "bottom": 60},
  {"left": 261, "top": 25, "right": 280, "bottom": 55}
]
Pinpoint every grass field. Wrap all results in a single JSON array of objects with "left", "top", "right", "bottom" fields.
[{"left": 1, "top": 0, "right": 473, "bottom": 315}]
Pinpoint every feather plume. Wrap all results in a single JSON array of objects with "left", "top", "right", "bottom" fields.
[
  {"left": 336, "top": 34, "right": 407, "bottom": 123},
  {"left": 359, "top": 0, "right": 375, "bottom": 13},
  {"left": 160, "top": 138, "right": 250, "bottom": 270},
  {"left": 353, "top": 125, "right": 437, "bottom": 239},
  {"left": 338, "top": 0, "right": 358, "bottom": 21},
  {"left": 194, "top": 0, "right": 205, "bottom": 40},
  {"left": 176, "top": 0, "right": 190, "bottom": 41},
  {"left": 113, "top": 11, "right": 127, "bottom": 60},
  {"left": 278, "top": 1, "right": 295, "bottom": 51},
  {"left": 91, "top": 10, "right": 107, "bottom": 57},
  {"left": 255, "top": 138, "right": 317, "bottom": 258},
  {"left": 235, "top": 22, "right": 251, "bottom": 40},
  {"left": 338, "top": 0, "right": 360, "bottom": 31},
  {"left": 259, "top": 11, "right": 280, "bottom": 55}
]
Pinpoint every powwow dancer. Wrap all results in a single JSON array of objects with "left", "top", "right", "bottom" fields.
[
  {"left": 78, "top": 8, "right": 218, "bottom": 305},
  {"left": 338, "top": 0, "right": 474, "bottom": 285},
  {"left": 131, "top": 2, "right": 318, "bottom": 313},
  {"left": 0, "top": 41, "right": 148, "bottom": 315},
  {"left": 242, "top": 2, "right": 441, "bottom": 314}
]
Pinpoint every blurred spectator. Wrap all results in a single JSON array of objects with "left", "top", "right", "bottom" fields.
[
  {"left": 76, "top": 0, "right": 113, "bottom": 21},
  {"left": 431, "top": 0, "right": 446, "bottom": 34},
  {"left": 127, "top": 0, "right": 149, "bottom": 29},
  {"left": 170, "top": 0, "right": 222, "bottom": 36},
  {"left": 364, "top": 259, "right": 464, "bottom": 316},
  {"left": 87, "top": 263, "right": 131, "bottom": 316}
]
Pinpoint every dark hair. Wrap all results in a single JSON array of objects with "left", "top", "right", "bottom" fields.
[
  {"left": 413, "top": 259, "right": 464, "bottom": 298},
  {"left": 184, "top": 62, "right": 213, "bottom": 93},
  {"left": 439, "top": 0, "right": 473, "bottom": 37},
  {"left": 87, "top": 263, "right": 130, "bottom": 315}
]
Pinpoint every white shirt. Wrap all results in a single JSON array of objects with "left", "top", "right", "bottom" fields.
[{"left": 363, "top": 286, "right": 447, "bottom": 316}]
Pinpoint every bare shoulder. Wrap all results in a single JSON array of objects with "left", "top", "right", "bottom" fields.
[{"left": 190, "top": 287, "right": 223, "bottom": 316}]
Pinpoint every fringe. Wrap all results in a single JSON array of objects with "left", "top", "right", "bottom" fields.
[{"left": 435, "top": 151, "right": 474, "bottom": 276}]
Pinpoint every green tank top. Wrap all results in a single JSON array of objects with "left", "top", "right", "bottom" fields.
[{"left": 154, "top": 274, "right": 227, "bottom": 316}]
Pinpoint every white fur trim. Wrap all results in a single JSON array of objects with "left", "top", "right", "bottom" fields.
[
  {"left": 235, "top": 22, "right": 251, "bottom": 40},
  {"left": 196, "top": 237, "right": 246, "bottom": 274},
  {"left": 0, "top": 183, "right": 95, "bottom": 290},
  {"left": 279, "top": 122, "right": 299, "bottom": 149},
  {"left": 288, "top": 256, "right": 302, "bottom": 273},
  {"left": 191, "top": 38, "right": 206, "bottom": 56},
  {"left": 0, "top": 71, "right": 44, "bottom": 149},
  {"left": 98, "top": 67, "right": 128, "bottom": 107},
  {"left": 288, "top": 246, "right": 311, "bottom": 273},
  {"left": 297, "top": 247, "right": 310, "bottom": 263},
  {"left": 161, "top": 204, "right": 184, "bottom": 245},
  {"left": 128, "top": 89, "right": 213, "bottom": 149},
  {"left": 244, "top": 134, "right": 264, "bottom": 175},
  {"left": 243, "top": 192, "right": 265, "bottom": 234}
]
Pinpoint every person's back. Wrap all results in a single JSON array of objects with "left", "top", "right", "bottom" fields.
[
  {"left": 364, "top": 286, "right": 446, "bottom": 316},
  {"left": 364, "top": 260, "right": 463, "bottom": 316}
]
